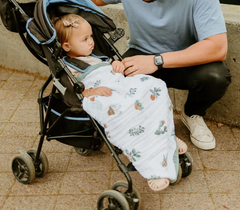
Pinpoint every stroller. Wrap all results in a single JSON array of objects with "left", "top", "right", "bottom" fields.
[{"left": 0, "top": 0, "right": 193, "bottom": 209}]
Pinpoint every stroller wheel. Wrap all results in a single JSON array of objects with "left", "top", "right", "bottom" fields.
[
  {"left": 12, "top": 154, "right": 36, "bottom": 184},
  {"left": 97, "top": 190, "right": 130, "bottom": 210},
  {"left": 179, "top": 151, "right": 193, "bottom": 178},
  {"left": 27, "top": 148, "right": 49, "bottom": 177},
  {"left": 92, "top": 139, "right": 104, "bottom": 151},
  {"left": 111, "top": 181, "right": 141, "bottom": 210},
  {"left": 74, "top": 147, "right": 91, "bottom": 156},
  {"left": 170, "top": 163, "right": 182, "bottom": 185}
]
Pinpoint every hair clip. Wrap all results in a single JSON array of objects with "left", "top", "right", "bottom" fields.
[{"left": 63, "top": 19, "right": 79, "bottom": 28}]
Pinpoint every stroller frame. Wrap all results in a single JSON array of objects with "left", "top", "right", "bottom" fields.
[
  {"left": 9, "top": 0, "right": 142, "bottom": 209},
  {"left": 3, "top": 0, "right": 193, "bottom": 209}
]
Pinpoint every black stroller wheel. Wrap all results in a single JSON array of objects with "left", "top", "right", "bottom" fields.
[
  {"left": 97, "top": 190, "right": 130, "bottom": 210},
  {"left": 180, "top": 151, "right": 193, "bottom": 178},
  {"left": 92, "top": 138, "right": 104, "bottom": 151},
  {"left": 74, "top": 147, "right": 91, "bottom": 156},
  {"left": 27, "top": 148, "right": 49, "bottom": 177},
  {"left": 12, "top": 154, "right": 36, "bottom": 184},
  {"left": 111, "top": 181, "right": 141, "bottom": 210}
]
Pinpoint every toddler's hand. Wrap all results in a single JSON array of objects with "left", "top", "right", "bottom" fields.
[
  {"left": 112, "top": 60, "right": 125, "bottom": 74},
  {"left": 89, "top": 87, "right": 112, "bottom": 97}
]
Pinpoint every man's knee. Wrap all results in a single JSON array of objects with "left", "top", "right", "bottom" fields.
[{"left": 197, "top": 62, "right": 231, "bottom": 90}]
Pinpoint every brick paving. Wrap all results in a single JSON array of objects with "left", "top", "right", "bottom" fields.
[{"left": 0, "top": 68, "right": 240, "bottom": 210}]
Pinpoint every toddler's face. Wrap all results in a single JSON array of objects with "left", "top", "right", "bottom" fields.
[{"left": 65, "top": 21, "right": 94, "bottom": 57}]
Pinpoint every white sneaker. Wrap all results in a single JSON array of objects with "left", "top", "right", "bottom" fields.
[{"left": 181, "top": 111, "right": 216, "bottom": 150}]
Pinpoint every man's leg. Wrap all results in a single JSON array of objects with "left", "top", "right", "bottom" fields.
[
  {"left": 123, "top": 48, "right": 232, "bottom": 150},
  {"left": 178, "top": 62, "right": 231, "bottom": 150},
  {"left": 122, "top": 48, "right": 149, "bottom": 57},
  {"left": 182, "top": 62, "right": 231, "bottom": 116}
]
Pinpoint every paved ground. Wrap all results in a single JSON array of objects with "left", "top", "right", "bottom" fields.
[{"left": 0, "top": 68, "right": 240, "bottom": 210}]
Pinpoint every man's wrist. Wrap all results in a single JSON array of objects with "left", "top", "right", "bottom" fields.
[{"left": 154, "top": 54, "right": 164, "bottom": 70}]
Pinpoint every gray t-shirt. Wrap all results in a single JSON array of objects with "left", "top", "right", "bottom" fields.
[{"left": 103, "top": 0, "right": 226, "bottom": 54}]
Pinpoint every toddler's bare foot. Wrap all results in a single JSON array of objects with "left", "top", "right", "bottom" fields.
[
  {"left": 147, "top": 178, "right": 169, "bottom": 191},
  {"left": 176, "top": 136, "right": 188, "bottom": 154}
]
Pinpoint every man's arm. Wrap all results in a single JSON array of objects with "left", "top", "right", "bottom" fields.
[
  {"left": 162, "top": 33, "right": 227, "bottom": 68},
  {"left": 91, "top": 0, "right": 108, "bottom": 6},
  {"left": 123, "top": 33, "right": 228, "bottom": 76}
]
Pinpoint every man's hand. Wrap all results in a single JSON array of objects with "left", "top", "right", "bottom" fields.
[
  {"left": 112, "top": 60, "right": 125, "bottom": 74},
  {"left": 122, "top": 55, "right": 158, "bottom": 77}
]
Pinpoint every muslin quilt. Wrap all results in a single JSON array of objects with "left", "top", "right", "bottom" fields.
[{"left": 80, "top": 63, "right": 179, "bottom": 181}]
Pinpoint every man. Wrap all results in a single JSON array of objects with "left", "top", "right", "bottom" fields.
[{"left": 91, "top": 0, "right": 232, "bottom": 150}]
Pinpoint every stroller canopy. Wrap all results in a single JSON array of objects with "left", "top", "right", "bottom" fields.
[{"left": 26, "top": 0, "right": 116, "bottom": 45}]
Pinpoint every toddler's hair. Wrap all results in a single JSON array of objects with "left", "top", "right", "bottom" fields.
[{"left": 52, "top": 14, "right": 86, "bottom": 45}]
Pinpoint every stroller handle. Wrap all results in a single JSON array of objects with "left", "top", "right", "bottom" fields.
[{"left": 9, "top": 0, "right": 26, "bottom": 15}]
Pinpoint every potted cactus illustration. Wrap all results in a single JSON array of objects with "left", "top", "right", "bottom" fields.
[
  {"left": 155, "top": 120, "right": 167, "bottom": 135},
  {"left": 125, "top": 149, "right": 141, "bottom": 162},
  {"left": 108, "top": 107, "right": 115, "bottom": 115},
  {"left": 162, "top": 154, "right": 168, "bottom": 167},
  {"left": 134, "top": 100, "right": 144, "bottom": 111},
  {"left": 150, "top": 87, "right": 161, "bottom": 101},
  {"left": 108, "top": 105, "right": 122, "bottom": 116}
]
